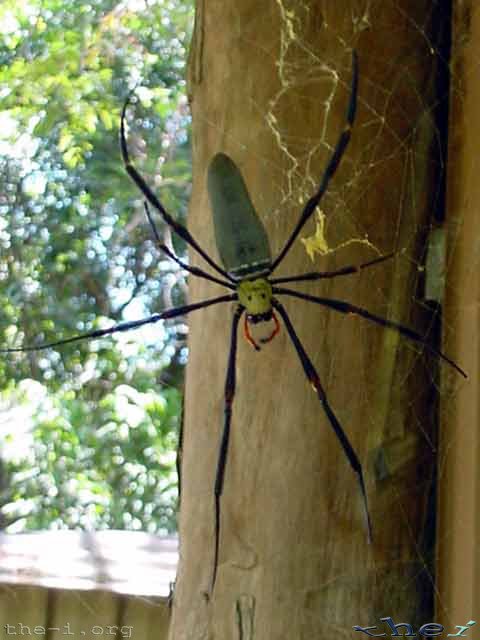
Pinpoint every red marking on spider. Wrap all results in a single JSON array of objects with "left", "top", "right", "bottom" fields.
[{"left": 243, "top": 311, "right": 280, "bottom": 351}]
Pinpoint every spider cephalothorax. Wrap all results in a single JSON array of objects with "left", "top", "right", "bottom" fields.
[
  {"left": 235, "top": 278, "right": 279, "bottom": 349},
  {"left": 1, "top": 51, "right": 466, "bottom": 597},
  {"left": 236, "top": 278, "right": 273, "bottom": 315}
]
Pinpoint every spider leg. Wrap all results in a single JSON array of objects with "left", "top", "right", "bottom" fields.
[
  {"left": 272, "top": 298, "right": 372, "bottom": 542},
  {"left": 211, "top": 304, "right": 244, "bottom": 594},
  {"left": 269, "top": 50, "right": 358, "bottom": 274},
  {"left": 120, "top": 99, "right": 234, "bottom": 282},
  {"left": 0, "top": 294, "right": 237, "bottom": 353},
  {"left": 273, "top": 287, "right": 467, "bottom": 378},
  {"left": 143, "top": 203, "right": 235, "bottom": 290},
  {"left": 270, "top": 252, "right": 395, "bottom": 285}
]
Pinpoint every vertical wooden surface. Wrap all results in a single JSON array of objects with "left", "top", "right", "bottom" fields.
[
  {"left": 171, "top": 2, "right": 454, "bottom": 638},
  {"left": 48, "top": 590, "right": 119, "bottom": 640},
  {"left": 0, "top": 585, "right": 48, "bottom": 635},
  {"left": 437, "top": 0, "right": 480, "bottom": 625},
  {"left": 123, "top": 596, "right": 171, "bottom": 640},
  {"left": 0, "top": 585, "right": 171, "bottom": 639}
]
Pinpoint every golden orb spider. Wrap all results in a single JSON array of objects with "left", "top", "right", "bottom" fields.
[{"left": 1, "top": 51, "right": 466, "bottom": 594}]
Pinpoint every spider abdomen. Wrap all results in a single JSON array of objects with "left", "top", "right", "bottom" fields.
[{"left": 208, "top": 153, "right": 272, "bottom": 281}]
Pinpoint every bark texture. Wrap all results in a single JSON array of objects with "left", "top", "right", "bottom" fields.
[{"left": 170, "top": 2, "right": 450, "bottom": 638}]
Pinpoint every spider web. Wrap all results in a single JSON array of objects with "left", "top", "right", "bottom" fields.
[{"left": 180, "top": 0, "right": 472, "bottom": 633}]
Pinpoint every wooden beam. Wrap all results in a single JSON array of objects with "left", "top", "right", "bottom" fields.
[{"left": 437, "top": 0, "right": 480, "bottom": 625}]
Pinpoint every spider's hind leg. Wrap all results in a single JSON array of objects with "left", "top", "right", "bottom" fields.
[
  {"left": 272, "top": 298, "right": 373, "bottom": 543},
  {"left": 211, "top": 304, "right": 244, "bottom": 594}
]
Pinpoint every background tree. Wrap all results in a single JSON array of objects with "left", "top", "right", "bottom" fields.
[
  {"left": 0, "top": 0, "right": 192, "bottom": 532},
  {"left": 169, "top": 1, "right": 460, "bottom": 637}
]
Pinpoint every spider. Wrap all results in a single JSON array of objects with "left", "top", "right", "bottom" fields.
[{"left": 1, "top": 51, "right": 466, "bottom": 594}]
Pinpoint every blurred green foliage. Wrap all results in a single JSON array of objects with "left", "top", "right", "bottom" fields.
[{"left": 0, "top": 0, "right": 194, "bottom": 533}]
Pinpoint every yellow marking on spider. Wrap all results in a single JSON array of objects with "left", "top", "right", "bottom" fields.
[{"left": 237, "top": 279, "right": 273, "bottom": 315}]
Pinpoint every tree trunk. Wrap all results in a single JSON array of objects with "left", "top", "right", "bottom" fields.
[{"left": 170, "top": 2, "right": 452, "bottom": 638}]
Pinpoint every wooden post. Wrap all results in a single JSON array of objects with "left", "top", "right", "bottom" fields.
[
  {"left": 437, "top": 0, "right": 480, "bottom": 626},
  {"left": 170, "top": 2, "right": 454, "bottom": 637}
]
